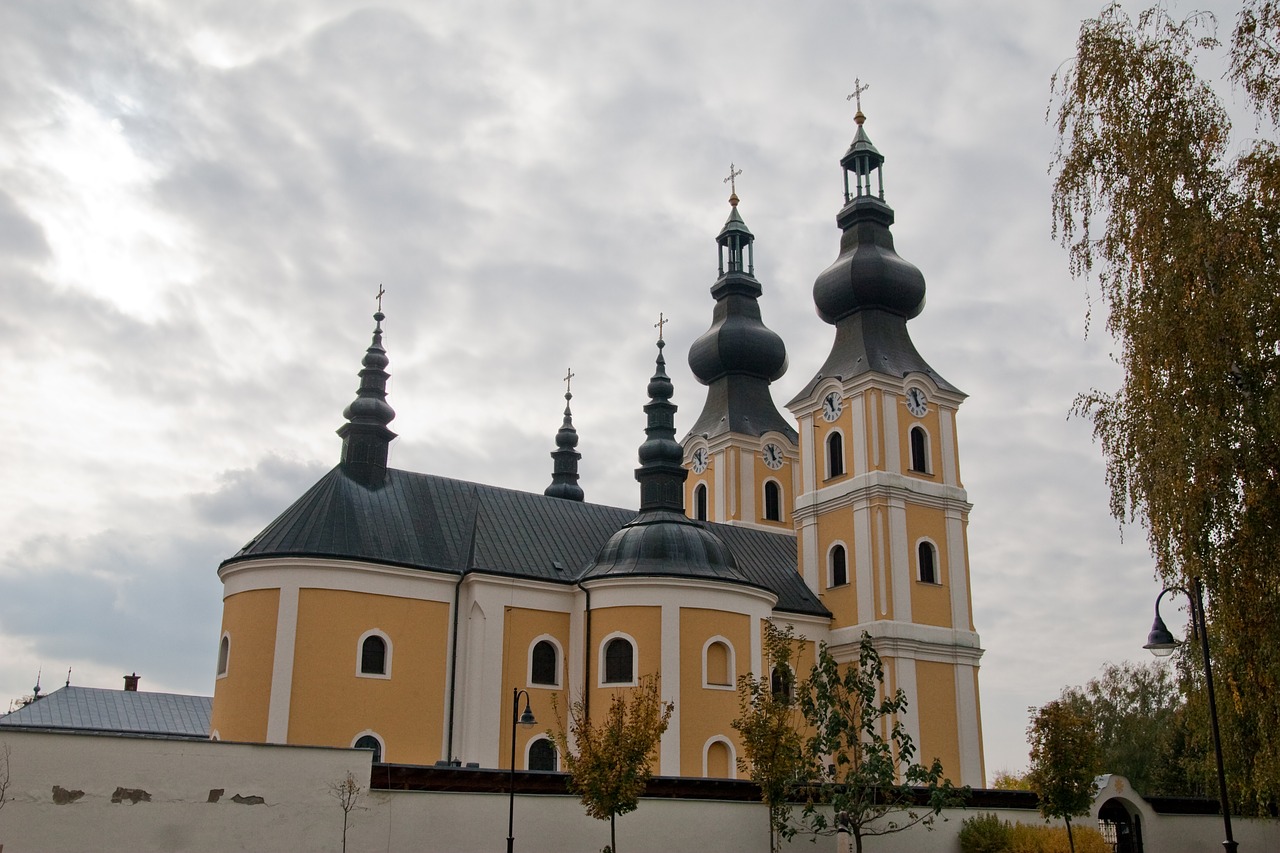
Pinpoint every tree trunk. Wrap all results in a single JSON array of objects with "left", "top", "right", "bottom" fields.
[
  {"left": 1065, "top": 816, "right": 1076, "bottom": 853},
  {"left": 610, "top": 811, "right": 616, "bottom": 853}
]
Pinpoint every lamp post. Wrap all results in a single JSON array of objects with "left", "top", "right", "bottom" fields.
[
  {"left": 507, "top": 688, "right": 537, "bottom": 853},
  {"left": 1143, "top": 577, "right": 1238, "bottom": 853}
]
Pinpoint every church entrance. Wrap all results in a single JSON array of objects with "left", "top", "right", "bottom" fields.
[{"left": 1097, "top": 797, "right": 1143, "bottom": 853}]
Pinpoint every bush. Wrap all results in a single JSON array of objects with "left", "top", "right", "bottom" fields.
[{"left": 959, "top": 813, "right": 1012, "bottom": 853}]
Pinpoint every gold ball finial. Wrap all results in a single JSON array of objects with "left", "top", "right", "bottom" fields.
[
  {"left": 728, "top": 191, "right": 739, "bottom": 207},
  {"left": 854, "top": 109, "right": 866, "bottom": 126}
]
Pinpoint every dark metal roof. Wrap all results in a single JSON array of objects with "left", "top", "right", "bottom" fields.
[
  {"left": 224, "top": 465, "right": 827, "bottom": 616},
  {"left": 581, "top": 509, "right": 749, "bottom": 585},
  {"left": 0, "top": 686, "right": 211, "bottom": 739}
]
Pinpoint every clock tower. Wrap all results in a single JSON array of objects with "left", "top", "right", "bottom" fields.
[
  {"left": 684, "top": 179, "right": 797, "bottom": 531},
  {"left": 786, "top": 107, "right": 985, "bottom": 784}
]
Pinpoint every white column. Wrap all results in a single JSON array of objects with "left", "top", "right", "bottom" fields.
[
  {"left": 266, "top": 583, "right": 298, "bottom": 744},
  {"left": 888, "top": 499, "right": 911, "bottom": 622},
  {"left": 660, "top": 603, "right": 681, "bottom": 775},
  {"left": 945, "top": 511, "right": 970, "bottom": 631},
  {"left": 881, "top": 390, "right": 901, "bottom": 474}
]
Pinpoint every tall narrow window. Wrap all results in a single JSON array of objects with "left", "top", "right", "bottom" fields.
[
  {"left": 694, "top": 483, "right": 708, "bottom": 521},
  {"left": 918, "top": 541, "right": 938, "bottom": 584},
  {"left": 704, "top": 640, "right": 732, "bottom": 687},
  {"left": 705, "top": 739, "right": 734, "bottom": 778},
  {"left": 603, "top": 637, "right": 635, "bottom": 684},
  {"left": 531, "top": 639, "right": 558, "bottom": 686},
  {"left": 528, "top": 737, "right": 557, "bottom": 771},
  {"left": 770, "top": 665, "right": 794, "bottom": 701},
  {"left": 827, "top": 432, "right": 844, "bottom": 477},
  {"left": 216, "top": 634, "right": 230, "bottom": 677},
  {"left": 910, "top": 426, "right": 929, "bottom": 473},
  {"left": 360, "top": 634, "right": 387, "bottom": 675},
  {"left": 764, "top": 481, "right": 781, "bottom": 521},
  {"left": 830, "top": 544, "right": 848, "bottom": 587},
  {"left": 353, "top": 734, "right": 383, "bottom": 763}
]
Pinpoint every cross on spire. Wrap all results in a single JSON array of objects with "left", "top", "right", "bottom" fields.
[
  {"left": 724, "top": 162, "right": 742, "bottom": 195},
  {"left": 654, "top": 312, "right": 668, "bottom": 341},
  {"left": 376, "top": 284, "right": 385, "bottom": 312},
  {"left": 563, "top": 367, "right": 575, "bottom": 395},
  {"left": 847, "top": 77, "right": 870, "bottom": 116}
]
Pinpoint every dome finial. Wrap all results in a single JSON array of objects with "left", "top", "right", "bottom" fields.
[
  {"left": 545, "top": 367, "right": 584, "bottom": 501},
  {"left": 847, "top": 77, "right": 870, "bottom": 125},
  {"left": 635, "top": 323, "right": 685, "bottom": 513},
  {"left": 724, "top": 162, "right": 742, "bottom": 207}
]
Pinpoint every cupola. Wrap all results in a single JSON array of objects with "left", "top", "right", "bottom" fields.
[{"left": 337, "top": 310, "right": 397, "bottom": 486}]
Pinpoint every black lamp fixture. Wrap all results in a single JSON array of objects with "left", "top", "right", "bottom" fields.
[
  {"left": 507, "top": 688, "right": 537, "bottom": 853},
  {"left": 1144, "top": 577, "right": 1239, "bottom": 853}
]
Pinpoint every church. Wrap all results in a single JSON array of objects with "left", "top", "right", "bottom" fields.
[{"left": 208, "top": 107, "right": 986, "bottom": 787}]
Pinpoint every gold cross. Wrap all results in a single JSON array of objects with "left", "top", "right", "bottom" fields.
[
  {"left": 564, "top": 367, "right": 575, "bottom": 394},
  {"left": 724, "top": 162, "right": 742, "bottom": 195},
  {"left": 847, "top": 77, "right": 870, "bottom": 113},
  {"left": 654, "top": 312, "right": 668, "bottom": 341},
  {"left": 376, "top": 284, "right": 385, "bottom": 312}
]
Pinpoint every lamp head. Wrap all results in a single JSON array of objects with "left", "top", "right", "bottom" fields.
[
  {"left": 1144, "top": 611, "right": 1178, "bottom": 657},
  {"left": 519, "top": 697, "right": 537, "bottom": 727}
]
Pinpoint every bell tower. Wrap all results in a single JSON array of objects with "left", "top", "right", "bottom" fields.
[
  {"left": 684, "top": 169, "right": 798, "bottom": 531},
  {"left": 786, "top": 101, "right": 985, "bottom": 785}
]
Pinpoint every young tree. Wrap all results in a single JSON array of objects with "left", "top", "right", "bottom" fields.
[
  {"left": 1051, "top": 1, "right": 1280, "bottom": 814},
  {"left": 732, "top": 621, "right": 807, "bottom": 852},
  {"left": 552, "top": 675, "right": 673, "bottom": 853},
  {"left": 327, "top": 771, "right": 366, "bottom": 853},
  {"left": 1026, "top": 700, "right": 1102, "bottom": 853},
  {"left": 795, "top": 633, "right": 967, "bottom": 853}
]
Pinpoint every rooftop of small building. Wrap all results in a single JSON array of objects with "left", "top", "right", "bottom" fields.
[{"left": 0, "top": 684, "right": 212, "bottom": 739}]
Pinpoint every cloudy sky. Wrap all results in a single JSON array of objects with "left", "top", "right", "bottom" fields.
[{"left": 0, "top": 0, "right": 1236, "bottom": 775}]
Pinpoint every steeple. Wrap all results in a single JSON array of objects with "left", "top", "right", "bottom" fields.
[
  {"left": 686, "top": 180, "right": 796, "bottom": 442},
  {"left": 544, "top": 369, "right": 585, "bottom": 501},
  {"left": 637, "top": 330, "right": 687, "bottom": 512},
  {"left": 337, "top": 310, "right": 398, "bottom": 487}
]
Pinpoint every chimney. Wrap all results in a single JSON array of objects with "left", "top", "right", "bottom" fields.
[{"left": 123, "top": 672, "right": 140, "bottom": 692}]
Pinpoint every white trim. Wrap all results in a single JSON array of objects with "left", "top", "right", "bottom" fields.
[
  {"left": 939, "top": 408, "right": 959, "bottom": 487},
  {"left": 598, "top": 631, "right": 638, "bottom": 687},
  {"left": 853, "top": 506, "right": 874, "bottom": 624},
  {"left": 945, "top": 511, "right": 971, "bottom": 630},
  {"left": 827, "top": 540, "right": 850, "bottom": 589},
  {"left": 266, "top": 583, "right": 298, "bottom": 744},
  {"left": 915, "top": 538, "right": 942, "bottom": 585},
  {"left": 701, "top": 636, "right": 736, "bottom": 690},
  {"left": 660, "top": 604, "right": 680, "bottom": 776},
  {"left": 351, "top": 730, "right": 386, "bottom": 763},
  {"left": 209, "top": 729, "right": 220, "bottom": 742},
  {"left": 881, "top": 389, "right": 900, "bottom": 474},
  {"left": 216, "top": 632, "right": 230, "bottom": 679},
  {"left": 525, "top": 734, "right": 559, "bottom": 771},
  {"left": 888, "top": 500, "right": 912, "bottom": 621},
  {"left": 761, "top": 477, "right": 784, "bottom": 523},
  {"left": 955, "top": 664, "right": 983, "bottom": 784},
  {"left": 356, "top": 629, "right": 393, "bottom": 679},
  {"left": 527, "top": 634, "right": 563, "bottom": 689},
  {"left": 702, "top": 736, "right": 737, "bottom": 779}
]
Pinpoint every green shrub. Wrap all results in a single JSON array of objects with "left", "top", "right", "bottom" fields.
[{"left": 959, "top": 813, "right": 1012, "bottom": 853}]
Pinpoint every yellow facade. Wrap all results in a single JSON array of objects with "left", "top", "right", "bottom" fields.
[
  {"left": 915, "top": 659, "right": 963, "bottom": 782},
  {"left": 678, "top": 607, "right": 749, "bottom": 777},
  {"left": 210, "top": 588, "right": 279, "bottom": 742},
  {"left": 500, "top": 606, "right": 571, "bottom": 769}
]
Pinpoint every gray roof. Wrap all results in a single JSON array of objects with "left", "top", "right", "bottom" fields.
[
  {"left": 0, "top": 686, "right": 212, "bottom": 739},
  {"left": 226, "top": 465, "right": 828, "bottom": 617}
]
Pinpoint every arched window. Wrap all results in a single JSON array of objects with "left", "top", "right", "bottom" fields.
[
  {"left": 603, "top": 636, "right": 635, "bottom": 685},
  {"left": 910, "top": 426, "right": 929, "bottom": 473},
  {"left": 830, "top": 544, "right": 848, "bottom": 587},
  {"left": 216, "top": 634, "right": 230, "bottom": 677},
  {"left": 827, "top": 431, "right": 845, "bottom": 478},
  {"left": 770, "top": 664, "right": 794, "bottom": 701},
  {"left": 703, "top": 638, "right": 734, "bottom": 688},
  {"left": 704, "top": 738, "right": 735, "bottom": 778},
  {"left": 764, "top": 480, "right": 782, "bottom": 522},
  {"left": 358, "top": 631, "right": 391, "bottom": 677},
  {"left": 528, "top": 737, "right": 558, "bottom": 771},
  {"left": 694, "top": 483, "right": 708, "bottom": 521},
  {"left": 353, "top": 733, "right": 384, "bottom": 763},
  {"left": 918, "top": 541, "right": 938, "bottom": 584},
  {"left": 531, "top": 639, "right": 559, "bottom": 687}
]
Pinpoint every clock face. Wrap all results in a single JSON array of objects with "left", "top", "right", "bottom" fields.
[
  {"left": 762, "top": 443, "right": 784, "bottom": 470},
  {"left": 691, "top": 447, "right": 709, "bottom": 474},
  {"left": 821, "top": 391, "right": 843, "bottom": 422},
  {"left": 905, "top": 388, "right": 928, "bottom": 418}
]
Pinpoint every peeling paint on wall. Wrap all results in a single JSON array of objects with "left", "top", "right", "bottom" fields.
[
  {"left": 51, "top": 786, "right": 84, "bottom": 804},
  {"left": 110, "top": 787, "right": 150, "bottom": 804}
]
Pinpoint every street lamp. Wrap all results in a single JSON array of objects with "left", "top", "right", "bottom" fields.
[
  {"left": 507, "top": 688, "right": 537, "bottom": 853},
  {"left": 1144, "top": 577, "right": 1238, "bottom": 853}
]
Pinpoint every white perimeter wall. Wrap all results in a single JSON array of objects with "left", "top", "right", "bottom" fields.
[{"left": 0, "top": 731, "right": 1275, "bottom": 853}]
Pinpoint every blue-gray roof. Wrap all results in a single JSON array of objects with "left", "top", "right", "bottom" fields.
[
  {"left": 0, "top": 686, "right": 211, "bottom": 739},
  {"left": 225, "top": 465, "right": 828, "bottom": 617}
]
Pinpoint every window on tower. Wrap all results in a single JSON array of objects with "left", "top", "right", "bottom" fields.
[
  {"left": 703, "top": 639, "right": 733, "bottom": 687},
  {"left": 216, "top": 634, "right": 230, "bottom": 678},
  {"left": 910, "top": 426, "right": 929, "bottom": 473},
  {"left": 694, "top": 483, "right": 708, "bottom": 521},
  {"left": 918, "top": 541, "right": 938, "bottom": 584},
  {"left": 358, "top": 631, "right": 391, "bottom": 677},
  {"left": 827, "top": 432, "right": 845, "bottom": 478},
  {"left": 764, "top": 480, "right": 781, "bottom": 521},
  {"left": 830, "top": 544, "right": 848, "bottom": 587}
]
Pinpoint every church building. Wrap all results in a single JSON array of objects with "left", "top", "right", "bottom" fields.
[{"left": 209, "top": 108, "right": 986, "bottom": 786}]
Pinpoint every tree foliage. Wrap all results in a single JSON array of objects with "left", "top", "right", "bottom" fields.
[
  {"left": 731, "top": 620, "right": 807, "bottom": 853},
  {"left": 1027, "top": 700, "right": 1102, "bottom": 853},
  {"left": 1051, "top": 0, "right": 1280, "bottom": 814},
  {"left": 795, "top": 633, "right": 967, "bottom": 853},
  {"left": 552, "top": 675, "right": 673, "bottom": 853}
]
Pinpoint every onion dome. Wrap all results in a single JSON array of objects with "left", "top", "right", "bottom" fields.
[
  {"left": 582, "top": 335, "right": 748, "bottom": 584},
  {"left": 544, "top": 373, "right": 585, "bottom": 501},
  {"left": 337, "top": 311, "right": 398, "bottom": 486},
  {"left": 686, "top": 189, "right": 796, "bottom": 442}
]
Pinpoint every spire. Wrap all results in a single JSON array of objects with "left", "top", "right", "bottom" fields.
[
  {"left": 545, "top": 368, "right": 585, "bottom": 501},
  {"left": 636, "top": 329, "right": 688, "bottom": 512},
  {"left": 337, "top": 310, "right": 398, "bottom": 487},
  {"left": 686, "top": 180, "right": 796, "bottom": 442}
]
